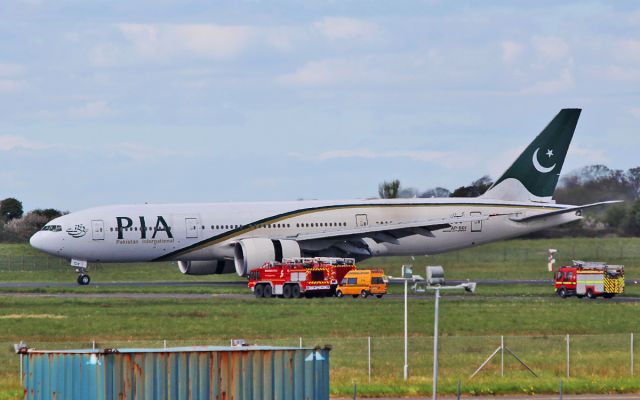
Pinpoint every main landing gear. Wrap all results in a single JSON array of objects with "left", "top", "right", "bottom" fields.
[{"left": 71, "top": 259, "right": 91, "bottom": 286}]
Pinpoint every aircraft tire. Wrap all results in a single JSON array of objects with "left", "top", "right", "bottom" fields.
[{"left": 77, "top": 274, "right": 90, "bottom": 286}]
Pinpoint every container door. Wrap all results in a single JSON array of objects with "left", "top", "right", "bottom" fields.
[
  {"left": 355, "top": 214, "right": 368, "bottom": 227},
  {"left": 91, "top": 220, "right": 104, "bottom": 240},
  {"left": 185, "top": 218, "right": 199, "bottom": 239},
  {"left": 470, "top": 211, "right": 482, "bottom": 232}
]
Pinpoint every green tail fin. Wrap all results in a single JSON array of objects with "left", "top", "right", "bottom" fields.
[{"left": 483, "top": 108, "right": 581, "bottom": 202}]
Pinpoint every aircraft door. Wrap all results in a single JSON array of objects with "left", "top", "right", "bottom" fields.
[
  {"left": 91, "top": 220, "right": 105, "bottom": 240},
  {"left": 470, "top": 211, "right": 482, "bottom": 232},
  {"left": 355, "top": 214, "right": 369, "bottom": 227},
  {"left": 185, "top": 218, "right": 199, "bottom": 239}
]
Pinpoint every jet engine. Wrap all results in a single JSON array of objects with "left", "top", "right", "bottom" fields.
[
  {"left": 234, "top": 238, "right": 301, "bottom": 276},
  {"left": 177, "top": 259, "right": 235, "bottom": 275}
]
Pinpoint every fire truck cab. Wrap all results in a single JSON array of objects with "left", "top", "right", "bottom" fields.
[
  {"left": 555, "top": 261, "right": 624, "bottom": 299},
  {"left": 248, "top": 257, "right": 357, "bottom": 299}
]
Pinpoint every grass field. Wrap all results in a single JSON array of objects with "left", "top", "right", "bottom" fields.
[{"left": 0, "top": 237, "right": 639, "bottom": 398}]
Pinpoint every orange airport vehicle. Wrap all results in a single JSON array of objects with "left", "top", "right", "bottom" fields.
[
  {"left": 336, "top": 269, "right": 387, "bottom": 298},
  {"left": 248, "top": 257, "right": 356, "bottom": 298},
  {"left": 555, "top": 260, "right": 624, "bottom": 299}
]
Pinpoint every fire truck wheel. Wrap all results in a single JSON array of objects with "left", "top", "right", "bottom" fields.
[
  {"left": 360, "top": 290, "right": 369, "bottom": 298},
  {"left": 263, "top": 285, "right": 273, "bottom": 298},
  {"left": 291, "top": 285, "right": 301, "bottom": 298},
  {"left": 336, "top": 290, "right": 344, "bottom": 298},
  {"left": 586, "top": 289, "right": 596, "bottom": 299},
  {"left": 283, "top": 285, "right": 293, "bottom": 298},
  {"left": 254, "top": 284, "right": 264, "bottom": 298},
  {"left": 557, "top": 288, "right": 567, "bottom": 298},
  {"left": 603, "top": 293, "right": 614, "bottom": 299}
]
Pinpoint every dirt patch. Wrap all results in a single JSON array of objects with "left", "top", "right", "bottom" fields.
[{"left": 0, "top": 314, "right": 67, "bottom": 319}]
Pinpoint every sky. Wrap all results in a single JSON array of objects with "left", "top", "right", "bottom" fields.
[{"left": 0, "top": 0, "right": 639, "bottom": 212}]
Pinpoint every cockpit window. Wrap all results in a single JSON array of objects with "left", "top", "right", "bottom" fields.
[{"left": 41, "top": 225, "right": 62, "bottom": 232}]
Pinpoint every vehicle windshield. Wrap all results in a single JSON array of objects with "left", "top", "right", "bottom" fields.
[
  {"left": 372, "top": 277, "right": 384, "bottom": 284},
  {"left": 41, "top": 225, "right": 62, "bottom": 232}
]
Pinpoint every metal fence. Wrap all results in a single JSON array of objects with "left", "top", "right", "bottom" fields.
[
  {"left": 3, "top": 242, "right": 640, "bottom": 272},
  {"left": 3, "top": 333, "right": 638, "bottom": 388}
]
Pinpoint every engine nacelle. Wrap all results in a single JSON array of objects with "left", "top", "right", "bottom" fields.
[
  {"left": 177, "top": 260, "right": 235, "bottom": 275},
  {"left": 234, "top": 238, "right": 301, "bottom": 276}
]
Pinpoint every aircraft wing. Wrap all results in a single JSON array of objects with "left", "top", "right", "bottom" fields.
[
  {"left": 286, "top": 214, "right": 488, "bottom": 244},
  {"left": 509, "top": 200, "right": 623, "bottom": 223}
]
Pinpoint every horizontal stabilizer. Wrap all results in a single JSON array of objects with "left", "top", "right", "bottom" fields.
[{"left": 510, "top": 201, "right": 623, "bottom": 222}]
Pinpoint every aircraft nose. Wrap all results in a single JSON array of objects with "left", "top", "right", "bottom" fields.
[
  {"left": 29, "top": 231, "right": 43, "bottom": 250},
  {"left": 30, "top": 231, "right": 55, "bottom": 255}
]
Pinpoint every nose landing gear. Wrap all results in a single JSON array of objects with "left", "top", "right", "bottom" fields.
[
  {"left": 71, "top": 259, "right": 91, "bottom": 286},
  {"left": 77, "top": 273, "right": 91, "bottom": 285}
]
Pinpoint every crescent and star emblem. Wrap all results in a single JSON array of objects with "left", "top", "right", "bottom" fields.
[{"left": 532, "top": 147, "right": 556, "bottom": 173}]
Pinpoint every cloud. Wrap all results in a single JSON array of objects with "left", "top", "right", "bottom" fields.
[
  {"left": 68, "top": 101, "right": 115, "bottom": 119},
  {"left": 531, "top": 36, "right": 570, "bottom": 63},
  {"left": 612, "top": 39, "right": 640, "bottom": 64},
  {"left": 603, "top": 65, "right": 640, "bottom": 82},
  {"left": 0, "top": 135, "right": 48, "bottom": 151},
  {"left": 520, "top": 68, "right": 574, "bottom": 95},
  {"left": 567, "top": 146, "right": 609, "bottom": 165},
  {"left": 501, "top": 40, "right": 523, "bottom": 65},
  {"left": 0, "top": 64, "right": 24, "bottom": 77},
  {"left": 117, "top": 23, "right": 253, "bottom": 61},
  {"left": 0, "top": 79, "right": 26, "bottom": 93},
  {"left": 107, "top": 142, "right": 187, "bottom": 162},
  {"left": 313, "top": 17, "right": 381, "bottom": 41},
  {"left": 631, "top": 107, "right": 640, "bottom": 119},
  {"left": 317, "top": 149, "right": 447, "bottom": 161}
]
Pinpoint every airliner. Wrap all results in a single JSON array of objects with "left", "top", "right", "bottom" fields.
[{"left": 30, "top": 109, "right": 617, "bottom": 285}]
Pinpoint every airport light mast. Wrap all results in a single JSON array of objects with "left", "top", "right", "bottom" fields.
[{"left": 424, "top": 266, "right": 476, "bottom": 400}]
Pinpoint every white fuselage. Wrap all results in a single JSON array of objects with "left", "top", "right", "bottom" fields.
[{"left": 30, "top": 197, "right": 579, "bottom": 265}]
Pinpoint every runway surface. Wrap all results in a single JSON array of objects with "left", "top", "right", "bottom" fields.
[{"left": 0, "top": 279, "right": 638, "bottom": 302}]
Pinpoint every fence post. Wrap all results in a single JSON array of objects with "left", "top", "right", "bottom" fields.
[
  {"left": 631, "top": 333, "right": 634, "bottom": 376},
  {"left": 500, "top": 336, "right": 504, "bottom": 377},
  {"left": 566, "top": 334, "right": 570, "bottom": 378},
  {"left": 368, "top": 336, "right": 371, "bottom": 383}
]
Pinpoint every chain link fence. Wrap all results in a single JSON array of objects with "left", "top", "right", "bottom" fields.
[{"left": 2, "top": 333, "right": 637, "bottom": 389}]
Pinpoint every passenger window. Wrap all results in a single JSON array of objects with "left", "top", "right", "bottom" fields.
[{"left": 348, "top": 278, "right": 357, "bottom": 285}]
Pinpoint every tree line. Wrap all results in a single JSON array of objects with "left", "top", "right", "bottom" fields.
[
  {"left": 0, "top": 198, "right": 65, "bottom": 242},
  {"left": 378, "top": 164, "right": 640, "bottom": 237}
]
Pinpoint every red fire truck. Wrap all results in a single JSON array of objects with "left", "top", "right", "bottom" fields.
[
  {"left": 248, "top": 257, "right": 357, "bottom": 299},
  {"left": 555, "top": 260, "right": 625, "bottom": 299}
]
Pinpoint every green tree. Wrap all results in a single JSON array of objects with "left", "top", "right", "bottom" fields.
[
  {"left": 0, "top": 198, "right": 23, "bottom": 221},
  {"left": 378, "top": 179, "right": 401, "bottom": 199},
  {"left": 450, "top": 176, "right": 493, "bottom": 197},
  {"left": 624, "top": 200, "right": 640, "bottom": 236}
]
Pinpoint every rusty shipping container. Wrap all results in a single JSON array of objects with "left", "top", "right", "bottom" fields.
[{"left": 17, "top": 345, "right": 330, "bottom": 400}]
